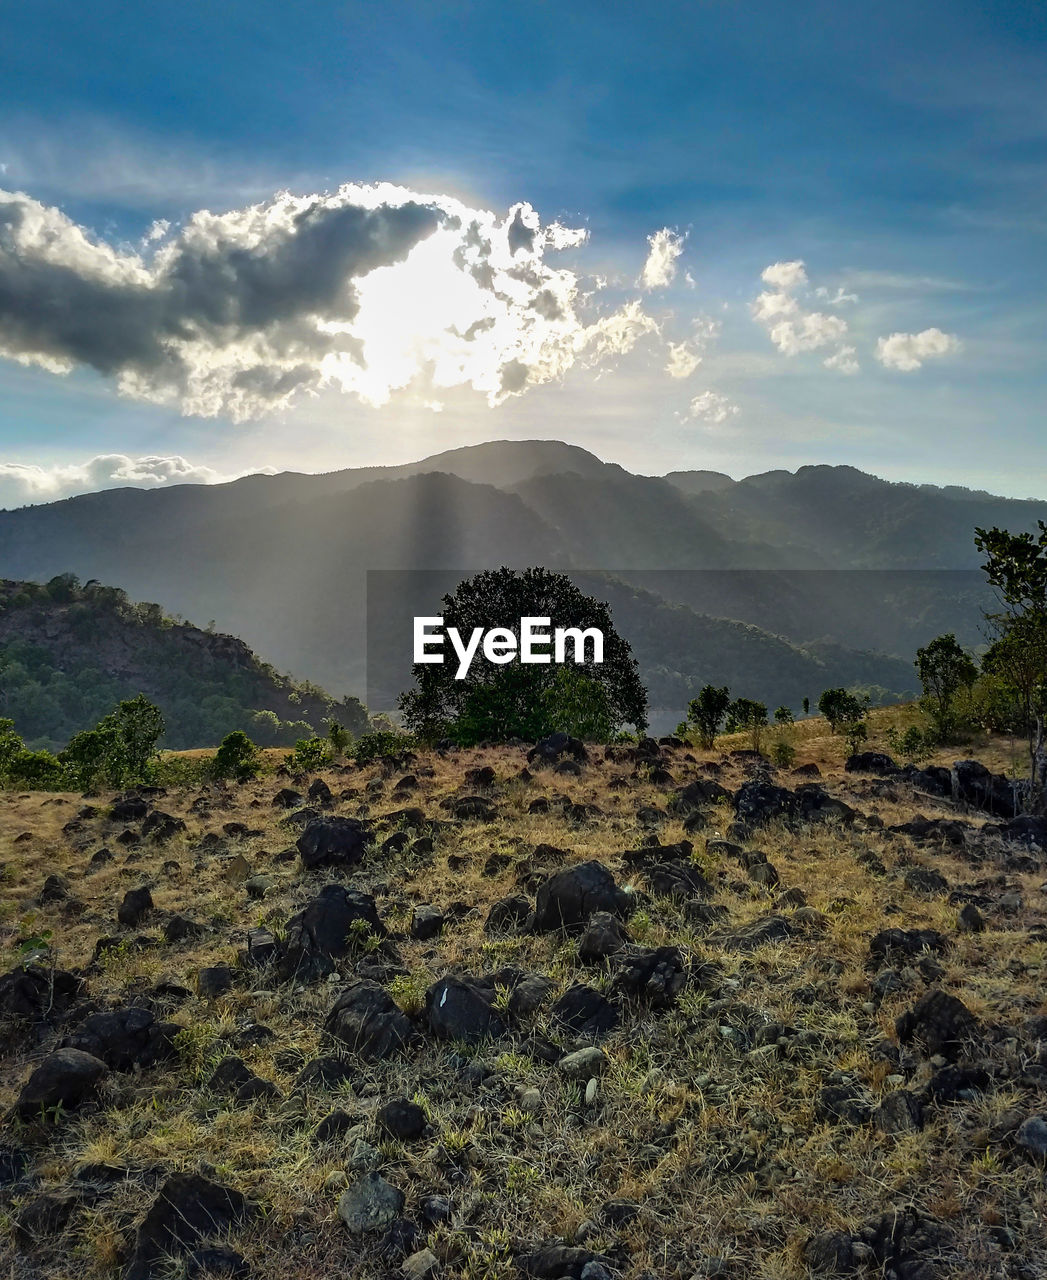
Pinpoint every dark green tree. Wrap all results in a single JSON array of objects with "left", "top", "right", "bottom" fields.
[
  {"left": 818, "top": 687, "right": 868, "bottom": 734},
  {"left": 686, "top": 685, "right": 731, "bottom": 750},
  {"left": 975, "top": 521, "right": 1047, "bottom": 808},
  {"left": 725, "top": 697, "right": 769, "bottom": 752},
  {"left": 398, "top": 568, "right": 647, "bottom": 745},
  {"left": 213, "top": 730, "right": 262, "bottom": 781},
  {"left": 915, "top": 633, "right": 978, "bottom": 741}
]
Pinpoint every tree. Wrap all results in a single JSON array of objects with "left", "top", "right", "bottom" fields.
[
  {"left": 398, "top": 568, "right": 647, "bottom": 744},
  {"left": 818, "top": 687, "right": 868, "bottom": 734},
  {"left": 686, "top": 685, "right": 731, "bottom": 750},
  {"left": 326, "top": 719, "right": 353, "bottom": 758},
  {"left": 915, "top": 633, "right": 977, "bottom": 741},
  {"left": 774, "top": 705, "right": 794, "bottom": 725},
  {"left": 975, "top": 521, "right": 1047, "bottom": 809},
  {"left": 98, "top": 694, "right": 165, "bottom": 784},
  {"left": 725, "top": 697, "right": 768, "bottom": 752},
  {"left": 213, "top": 730, "right": 262, "bottom": 781}
]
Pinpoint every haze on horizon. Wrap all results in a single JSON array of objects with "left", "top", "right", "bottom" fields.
[{"left": 0, "top": 1, "right": 1044, "bottom": 505}]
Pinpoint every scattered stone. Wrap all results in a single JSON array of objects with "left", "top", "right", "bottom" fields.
[
  {"left": 533, "top": 860, "right": 632, "bottom": 931},
  {"left": 376, "top": 1097, "right": 427, "bottom": 1140},
  {"left": 123, "top": 1173, "right": 255, "bottom": 1280},
  {"left": 296, "top": 816, "right": 371, "bottom": 870},
  {"left": 325, "top": 980, "right": 415, "bottom": 1060},
  {"left": 207, "top": 1055, "right": 281, "bottom": 1103},
  {"left": 411, "top": 905, "right": 445, "bottom": 940},
  {"left": 61, "top": 1005, "right": 179, "bottom": 1070},
  {"left": 578, "top": 911, "right": 631, "bottom": 961},
  {"left": 338, "top": 1173, "right": 405, "bottom": 1233},
  {"left": 958, "top": 903, "right": 985, "bottom": 933},
  {"left": 118, "top": 886, "right": 154, "bottom": 927},
  {"left": 197, "top": 965, "right": 236, "bottom": 999},
  {"left": 485, "top": 894, "right": 533, "bottom": 933},
  {"left": 278, "top": 884, "right": 385, "bottom": 981},
  {"left": 403, "top": 1247, "right": 440, "bottom": 1279},
  {"left": 426, "top": 975, "right": 505, "bottom": 1042},
  {"left": 559, "top": 1047, "right": 609, "bottom": 1080},
  {"left": 551, "top": 984, "right": 620, "bottom": 1037},
  {"left": 904, "top": 866, "right": 949, "bottom": 896},
  {"left": 14, "top": 1048, "right": 107, "bottom": 1118},
  {"left": 874, "top": 1090, "right": 924, "bottom": 1134},
  {"left": 896, "top": 989, "right": 980, "bottom": 1060},
  {"left": 1015, "top": 1115, "right": 1047, "bottom": 1162}
]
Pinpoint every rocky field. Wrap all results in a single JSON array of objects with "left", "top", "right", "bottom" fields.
[{"left": 2, "top": 729, "right": 1047, "bottom": 1280}]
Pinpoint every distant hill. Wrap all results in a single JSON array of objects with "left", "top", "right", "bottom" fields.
[
  {"left": 0, "top": 438, "right": 1040, "bottom": 731},
  {"left": 0, "top": 577, "right": 370, "bottom": 751}
]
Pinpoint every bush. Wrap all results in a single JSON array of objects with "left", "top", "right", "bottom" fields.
[
  {"left": 686, "top": 685, "right": 731, "bottom": 750},
  {"left": 771, "top": 739, "right": 796, "bottom": 768},
  {"left": 288, "top": 735, "right": 331, "bottom": 772},
  {"left": 213, "top": 730, "right": 263, "bottom": 781},
  {"left": 353, "top": 731, "right": 415, "bottom": 766},
  {"left": 7, "top": 748, "right": 65, "bottom": 789},
  {"left": 725, "top": 697, "right": 768, "bottom": 752}
]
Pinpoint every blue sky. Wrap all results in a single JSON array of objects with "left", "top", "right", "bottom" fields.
[{"left": 0, "top": 0, "right": 1044, "bottom": 502}]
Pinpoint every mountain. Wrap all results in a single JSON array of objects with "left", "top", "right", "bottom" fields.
[
  {"left": 0, "top": 438, "right": 1042, "bottom": 732},
  {"left": 0, "top": 578, "right": 369, "bottom": 751}
]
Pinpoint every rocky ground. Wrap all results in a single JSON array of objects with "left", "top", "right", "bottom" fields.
[{"left": 2, "top": 726, "right": 1047, "bottom": 1280}]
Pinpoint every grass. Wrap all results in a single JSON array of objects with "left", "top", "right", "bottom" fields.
[{"left": 0, "top": 715, "right": 1045, "bottom": 1277}]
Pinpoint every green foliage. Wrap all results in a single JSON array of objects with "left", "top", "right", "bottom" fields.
[
  {"left": 686, "top": 684, "right": 731, "bottom": 749},
  {"left": 398, "top": 568, "right": 647, "bottom": 744},
  {"left": 915, "top": 633, "right": 978, "bottom": 741},
  {"left": 774, "top": 705, "right": 794, "bottom": 724},
  {"left": 0, "top": 576, "right": 371, "bottom": 752},
  {"left": 288, "top": 735, "right": 331, "bottom": 772},
  {"left": 802, "top": 697, "right": 810, "bottom": 716},
  {"left": 885, "top": 724, "right": 935, "bottom": 764},
  {"left": 7, "top": 747, "right": 65, "bottom": 789},
  {"left": 725, "top": 697, "right": 768, "bottom": 752},
  {"left": 975, "top": 521, "right": 1047, "bottom": 806},
  {"left": 541, "top": 666, "right": 614, "bottom": 742},
  {"left": 770, "top": 738, "right": 796, "bottom": 768},
  {"left": 818, "top": 687, "right": 868, "bottom": 734},
  {"left": 58, "top": 694, "right": 165, "bottom": 788},
  {"left": 353, "top": 730, "right": 416, "bottom": 766},
  {"left": 326, "top": 719, "right": 353, "bottom": 757},
  {"left": 843, "top": 719, "right": 869, "bottom": 755},
  {"left": 213, "top": 730, "right": 263, "bottom": 781}
]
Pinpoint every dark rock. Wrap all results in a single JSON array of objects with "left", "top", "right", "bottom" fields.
[
  {"left": 868, "top": 929, "right": 948, "bottom": 968},
  {"left": 143, "top": 811, "right": 187, "bottom": 842},
  {"left": 845, "top": 751, "right": 899, "bottom": 774},
  {"left": 325, "top": 980, "right": 414, "bottom": 1060},
  {"left": 123, "top": 1173, "right": 255, "bottom": 1280},
  {"left": 295, "top": 1055, "right": 357, "bottom": 1090},
  {"left": 376, "top": 1097, "right": 427, "bottom": 1140},
  {"left": 610, "top": 945, "right": 688, "bottom": 1007},
  {"left": 578, "top": 912, "right": 631, "bottom": 961},
  {"left": 952, "top": 759, "right": 1018, "bottom": 818},
  {"left": 425, "top": 975, "right": 505, "bottom": 1043},
  {"left": 164, "top": 914, "right": 206, "bottom": 943},
  {"left": 272, "top": 788, "right": 304, "bottom": 809},
  {"left": 186, "top": 1247, "right": 251, "bottom": 1279},
  {"left": 1015, "top": 1115, "right": 1047, "bottom": 1161},
  {"left": 533, "top": 860, "right": 632, "bottom": 931},
  {"left": 874, "top": 1090, "right": 924, "bottom": 1133},
  {"left": 926, "top": 1064, "right": 990, "bottom": 1103},
  {"left": 40, "top": 872, "right": 70, "bottom": 902},
  {"left": 904, "top": 867, "right": 949, "bottom": 896},
  {"left": 984, "top": 814, "right": 1047, "bottom": 850},
  {"left": 313, "top": 1109, "right": 356, "bottom": 1142},
  {"left": 518, "top": 1244, "right": 609, "bottom": 1279},
  {"left": 550, "top": 983, "right": 620, "bottom": 1037},
  {"left": 453, "top": 795, "right": 497, "bottom": 821},
  {"left": 465, "top": 765, "right": 496, "bottom": 788},
  {"left": 0, "top": 963, "right": 84, "bottom": 1020},
  {"left": 296, "top": 816, "right": 371, "bottom": 870},
  {"left": 411, "top": 905, "right": 445, "bottom": 940},
  {"left": 804, "top": 1232, "right": 860, "bottom": 1273},
  {"left": 508, "top": 974, "right": 555, "bottom": 1018},
  {"left": 720, "top": 914, "right": 792, "bottom": 951},
  {"left": 278, "top": 884, "right": 385, "bottom": 981},
  {"left": 197, "top": 966, "right": 235, "bottom": 998},
  {"left": 308, "top": 778, "right": 334, "bottom": 808},
  {"left": 246, "top": 927, "right": 278, "bottom": 966},
  {"left": 528, "top": 733, "right": 588, "bottom": 766},
  {"left": 957, "top": 903, "right": 985, "bottom": 933},
  {"left": 110, "top": 794, "right": 150, "bottom": 822},
  {"left": 118, "top": 886, "right": 154, "bottom": 926},
  {"left": 207, "top": 1055, "right": 280, "bottom": 1103},
  {"left": 670, "top": 778, "right": 733, "bottom": 812},
  {"left": 485, "top": 894, "right": 533, "bottom": 932},
  {"left": 14, "top": 1047, "right": 107, "bottom": 1118},
  {"left": 815, "top": 1075, "right": 873, "bottom": 1125},
  {"left": 338, "top": 1172, "right": 405, "bottom": 1233},
  {"left": 14, "top": 1191, "right": 77, "bottom": 1244},
  {"left": 61, "top": 1005, "right": 179, "bottom": 1070},
  {"left": 896, "top": 989, "right": 980, "bottom": 1059}
]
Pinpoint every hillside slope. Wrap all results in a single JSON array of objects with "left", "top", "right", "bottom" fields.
[{"left": 0, "top": 579, "right": 369, "bottom": 751}]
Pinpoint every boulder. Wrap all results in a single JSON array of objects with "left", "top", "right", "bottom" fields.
[
  {"left": 118, "top": 886, "right": 153, "bottom": 927},
  {"left": 123, "top": 1173, "right": 255, "bottom": 1280},
  {"left": 528, "top": 732, "right": 588, "bottom": 766},
  {"left": 296, "top": 816, "right": 371, "bottom": 870},
  {"left": 550, "top": 984, "right": 620, "bottom": 1037},
  {"left": 61, "top": 1006, "right": 179, "bottom": 1071},
  {"left": 533, "top": 861, "right": 632, "bottom": 931},
  {"left": 14, "top": 1047, "right": 107, "bottom": 1118},
  {"left": 425, "top": 975, "right": 505, "bottom": 1043},
  {"left": 845, "top": 751, "right": 899, "bottom": 775},
  {"left": 578, "top": 912, "right": 631, "bottom": 962},
  {"left": 896, "top": 989, "right": 980, "bottom": 1059},
  {"left": 610, "top": 946, "right": 688, "bottom": 1007},
  {"left": 376, "top": 1098, "right": 427, "bottom": 1141},
  {"left": 325, "top": 980, "right": 414, "bottom": 1060},
  {"left": 278, "top": 885, "right": 385, "bottom": 981},
  {"left": 338, "top": 1173, "right": 405, "bottom": 1233}
]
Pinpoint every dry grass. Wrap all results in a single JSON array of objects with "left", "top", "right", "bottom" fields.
[{"left": 1, "top": 719, "right": 1045, "bottom": 1278}]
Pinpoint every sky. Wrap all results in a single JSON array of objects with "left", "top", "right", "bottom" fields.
[{"left": 0, "top": 0, "right": 1044, "bottom": 506}]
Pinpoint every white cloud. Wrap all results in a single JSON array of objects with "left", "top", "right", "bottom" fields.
[
  {"left": 823, "top": 345, "right": 860, "bottom": 375},
  {"left": 814, "top": 285, "right": 859, "bottom": 305},
  {"left": 0, "top": 182, "right": 668, "bottom": 419},
  {"left": 686, "top": 390, "right": 739, "bottom": 424},
  {"left": 664, "top": 315, "right": 721, "bottom": 378},
  {"left": 0, "top": 453, "right": 249, "bottom": 509},
  {"left": 752, "top": 259, "right": 858, "bottom": 372},
  {"left": 640, "top": 228, "right": 685, "bottom": 290},
  {"left": 875, "top": 327, "right": 961, "bottom": 371}
]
